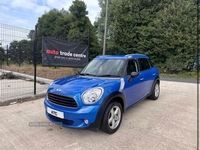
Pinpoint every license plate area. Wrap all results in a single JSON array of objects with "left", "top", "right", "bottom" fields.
[{"left": 47, "top": 107, "right": 64, "bottom": 119}]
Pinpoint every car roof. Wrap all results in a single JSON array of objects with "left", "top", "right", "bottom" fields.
[{"left": 95, "top": 54, "right": 149, "bottom": 60}]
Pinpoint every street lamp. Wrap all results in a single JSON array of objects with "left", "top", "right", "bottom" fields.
[
  {"left": 102, "top": 0, "right": 108, "bottom": 55},
  {"left": 0, "top": 40, "right": 3, "bottom": 47}
]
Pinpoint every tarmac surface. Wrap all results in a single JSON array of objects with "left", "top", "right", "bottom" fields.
[{"left": 0, "top": 80, "right": 198, "bottom": 150}]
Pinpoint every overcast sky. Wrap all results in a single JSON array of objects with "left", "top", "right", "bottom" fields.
[{"left": 0, "top": 0, "right": 101, "bottom": 30}]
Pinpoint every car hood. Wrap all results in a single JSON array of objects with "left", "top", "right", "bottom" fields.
[{"left": 48, "top": 75, "right": 121, "bottom": 97}]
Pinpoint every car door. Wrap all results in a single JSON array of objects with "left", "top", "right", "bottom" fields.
[
  {"left": 138, "top": 58, "right": 156, "bottom": 95},
  {"left": 123, "top": 59, "right": 146, "bottom": 108}
]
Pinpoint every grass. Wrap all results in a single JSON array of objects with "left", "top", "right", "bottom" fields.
[
  {"left": 160, "top": 71, "right": 199, "bottom": 79},
  {"left": 2, "top": 64, "right": 77, "bottom": 80},
  {"left": 1, "top": 63, "right": 199, "bottom": 80}
]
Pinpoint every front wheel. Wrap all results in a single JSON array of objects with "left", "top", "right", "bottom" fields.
[
  {"left": 100, "top": 102, "right": 123, "bottom": 134},
  {"left": 148, "top": 82, "right": 160, "bottom": 100}
]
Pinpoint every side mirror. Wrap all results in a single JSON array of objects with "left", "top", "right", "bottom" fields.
[
  {"left": 130, "top": 72, "right": 139, "bottom": 78},
  {"left": 128, "top": 72, "right": 139, "bottom": 82}
]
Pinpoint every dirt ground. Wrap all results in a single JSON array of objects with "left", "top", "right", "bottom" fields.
[{"left": 3, "top": 64, "right": 77, "bottom": 80}]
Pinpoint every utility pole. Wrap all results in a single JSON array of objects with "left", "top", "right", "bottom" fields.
[
  {"left": 33, "top": 24, "right": 37, "bottom": 95},
  {"left": 102, "top": 0, "right": 108, "bottom": 55},
  {"left": 0, "top": 40, "right": 2, "bottom": 47}
]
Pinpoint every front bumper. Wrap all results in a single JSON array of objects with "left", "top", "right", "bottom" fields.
[{"left": 44, "top": 99, "right": 101, "bottom": 128}]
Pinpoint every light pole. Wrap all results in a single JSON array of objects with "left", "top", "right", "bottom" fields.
[
  {"left": 0, "top": 40, "right": 2, "bottom": 47},
  {"left": 102, "top": 0, "right": 108, "bottom": 55}
]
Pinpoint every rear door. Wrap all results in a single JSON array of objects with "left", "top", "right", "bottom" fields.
[{"left": 138, "top": 58, "right": 156, "bottom": 95}]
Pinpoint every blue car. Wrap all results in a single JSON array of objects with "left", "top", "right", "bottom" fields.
[{"left": 44, "top": 54, "right": 160, "bottom": 134}]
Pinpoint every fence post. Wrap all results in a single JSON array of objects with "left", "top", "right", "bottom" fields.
[
  {"left": 197, "top": 1, "right": 199, "bottom": 149},
  {"left": 18, "top": 43, "right": 21, "bottom": 67},
  {"left": 6, "top": 45, "right": 8, "bottom": 66},
  {"left": 33, "top": 24, "right": 37, "bottom": 95}
]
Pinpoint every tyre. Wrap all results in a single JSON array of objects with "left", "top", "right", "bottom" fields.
[
  {"left": 100, "top": 102, "right": 123, "bottom": 134},
  {"left": 148, "top": 82, "right": 160, "bottom": 100}
]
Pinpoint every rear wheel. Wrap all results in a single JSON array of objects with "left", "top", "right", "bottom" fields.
[
  {"left": 100, "top": 102, "right": 122, "bottom": 134},
  {"left": 149, "top": 82, "right": 160, "bottom": 100}
]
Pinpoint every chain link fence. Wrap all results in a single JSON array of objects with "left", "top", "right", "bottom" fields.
[{"left": 0, "top": 23, "right": 49, "bottom": 102}]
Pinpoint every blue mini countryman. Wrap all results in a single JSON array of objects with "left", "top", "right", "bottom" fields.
[{"left": 44, "top": 54, "right": 160, "bottom": 134}]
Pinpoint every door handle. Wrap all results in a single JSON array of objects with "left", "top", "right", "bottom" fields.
[
  {"left": 140, "top": 78, "right": 144, "bottom": 81},
  {"left": 152, "top": 73, "right": 156, "bottom": 76}
]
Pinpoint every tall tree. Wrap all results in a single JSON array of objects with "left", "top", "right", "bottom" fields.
[
  {"left": 68, "top": 0, "right": 101, "bottom": 60},
  {"left": 27, "top": 30, "right": 35, "bottom": 41},
  {"left": 37, "top": 9, "right": 71, "bottom": 63},
  {"left": 95, "top": 0, "right": 197, "bottom": 72},
  {"left": 142, "top": 0, "right": 197, "bottom": 72},
  {"left": 19, "top": 39, "right": 34, "bottom": 64},
  {"left": 36, "top": 1, "right": 101, "bottom": 63}
]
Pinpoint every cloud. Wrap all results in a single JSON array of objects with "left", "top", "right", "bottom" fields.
[
  {"left": 0, "top": 0, "right": 100, "bottom": 29},
  {"left": 34, "top": 5, "right": 50, "bottom": 14},
  {"left": 10, "top": 0, "right": 36, "bottom": 10},
  {"left": 84, "top": 0, "right": 101, "bottom": 23},
  {"left": 0, "top": 11, "right": 34, "bottom": 29},
  {"left": 0, "top": 5, "right": 10, "bottom": 12},
  {"left": 46, "top": 0, "right": 71, "bottom": 10}
]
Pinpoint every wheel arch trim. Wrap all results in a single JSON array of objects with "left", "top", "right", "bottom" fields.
[{"left": 86, "top": 91, "right": 126, "bottom": 129}]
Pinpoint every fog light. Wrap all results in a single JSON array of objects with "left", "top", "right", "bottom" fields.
[{"left": 84, "top": 119, "right": 89, "bottom": 124}]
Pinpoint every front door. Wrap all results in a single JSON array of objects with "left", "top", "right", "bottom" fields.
[{"left": 123, "top": 59, "right": 146, "bottom": 108}]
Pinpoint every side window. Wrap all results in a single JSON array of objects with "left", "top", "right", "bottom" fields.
[
  {"left": 148, "top": 59, "right": 154, "bottom": 67},
  {"left": 127, "top": 59, "right": 138, "bottom": 75},
  {"left": 139, "top": 58, "right": 151, "bottom": 71}
]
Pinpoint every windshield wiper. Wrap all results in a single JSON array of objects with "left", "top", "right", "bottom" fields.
[
  {"left": 79, "top": 73, "right": 96, "bottom": 76},
  {"left": 97, "top": 74, "right": 121, "bottom": 77}
]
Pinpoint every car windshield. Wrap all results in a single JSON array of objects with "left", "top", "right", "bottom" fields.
[{"left": 80, "top": 59, "right": 125, "bottom": 77}]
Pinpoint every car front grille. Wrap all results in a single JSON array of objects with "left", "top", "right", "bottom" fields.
[{"left": 48, "top": 93, "right": 78, "bottom": 108}]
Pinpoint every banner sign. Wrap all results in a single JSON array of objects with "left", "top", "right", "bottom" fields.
[{"left": 42, "top": 36, "right": 89, "bottom": 67}]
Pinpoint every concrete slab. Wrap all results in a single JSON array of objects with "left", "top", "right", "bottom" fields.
[
  {"left": 0, "top": 79, "right": 49, "bottom": 105},
  {"left": 0, "top": 80, "right": 198, "bottom": 150},
  {"left": 0, "top": 69, "right": 53, "bottom": 106},
  {"left": 0, "top": 79, "right": 48, "bottom": 98}
]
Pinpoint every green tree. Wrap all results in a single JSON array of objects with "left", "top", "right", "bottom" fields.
[
  {"left": 38, "top": 9, "right": 70, "bottom": 38},
  {"left": 143, "top": 0, "right": 197, "bottom": 72},
  {"left": 36, "top": 1, "right": 101, "bottom": 63},
  {"left": 0, "top": 47, "right": 5, "bottom": 65},
  {"left": 6, "top": 40, "right": 34, "bottom": 65},
  {"left": 68, "top": 0, "right": 101, "bottom": 60},
  {"left": 37, "top": 9, "right": 71, "bottom": 63},
  {"left": 27, "top": 30, "right": 35, "bottom": 41},
  {"left": 8, "top": 41, "right": 20, "bottom": 64},
  {"left": 19, "top": 40, "right": 34, "bottom": 64},
  {"left": 95, "top": 0, "right": 197, "bottom": 72}
]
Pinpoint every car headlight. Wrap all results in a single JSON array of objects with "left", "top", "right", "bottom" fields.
[{"left": 82, "top": 87, "right": 104, "bottom": 104}]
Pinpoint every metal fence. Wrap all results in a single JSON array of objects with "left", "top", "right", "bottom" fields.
[{"left": 0, "top": 23, "right": 48, "bottom": 101}]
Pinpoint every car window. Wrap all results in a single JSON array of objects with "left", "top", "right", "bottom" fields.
[
  {"left": 148, "top": 59, "right": 154, "bottom": 67},
  {"left": 139, "top": 58, "right": 151, "bottom": 71},
  {"left": 81, "top": 59, "right": 125, "bottom": 77},
  {"left": 127, "top": 59, "right": 138, "bottom": 75}
]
